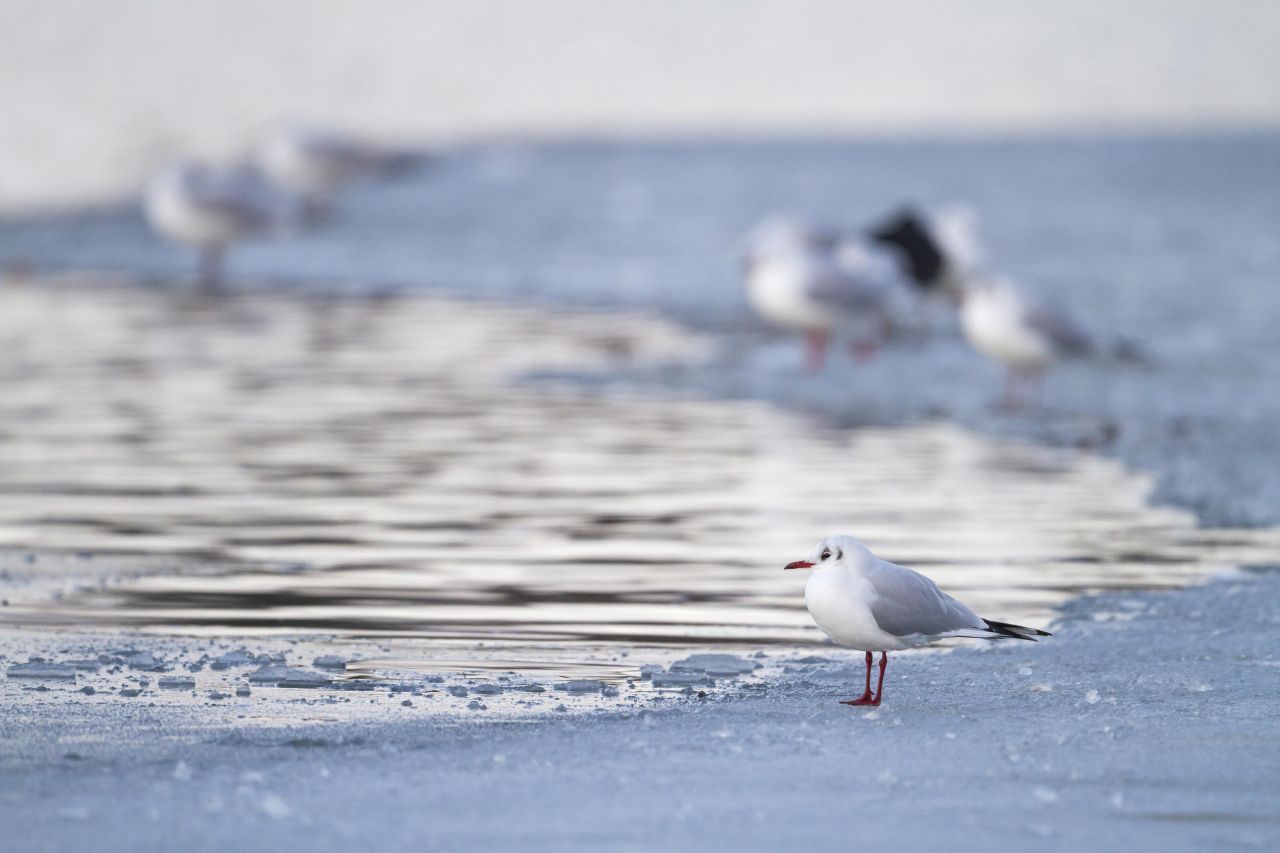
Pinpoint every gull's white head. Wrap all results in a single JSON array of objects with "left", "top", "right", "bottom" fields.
[{"left": 783, "top": 535, "right": 875, "bottom": 573}]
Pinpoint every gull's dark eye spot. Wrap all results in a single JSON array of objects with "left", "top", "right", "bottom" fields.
[{"left": 821, "top": 550, "right": 831, "bottom": 561}]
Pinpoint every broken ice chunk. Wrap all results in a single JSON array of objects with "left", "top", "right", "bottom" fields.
[
  {"left": 246, "top": 666, "right": 331, "bottom": 688},
  {"left": 7, "top": 662, "right": 78, "bottom": 680},
  {"left": 668, "top": 654, "right": 758, "bottom": 677}
]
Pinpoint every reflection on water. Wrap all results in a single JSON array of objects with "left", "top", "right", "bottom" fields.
[{"left": 0, "top": 283, "right": 1276, "bottom": 651}]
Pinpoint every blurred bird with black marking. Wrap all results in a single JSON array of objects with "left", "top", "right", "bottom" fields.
[{"left": 742, "top": 217, "right": 916, "bottom": 371}]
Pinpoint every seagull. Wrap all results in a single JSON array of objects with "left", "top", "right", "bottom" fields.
[
  {"left": 257, "top": 124, "right": 425, "bottom": 218},
  {"left": 145, "top": 161, "right": 294, "bottom": 294},
  {"left": 742, "top": 218, "right": 915, "bottom": 371},
  {"left": 958, "top": 275, "right": 1127, "bottom": 407},
  {"left": 785, "top": 534, "right": 1050, "bottom": 706}
]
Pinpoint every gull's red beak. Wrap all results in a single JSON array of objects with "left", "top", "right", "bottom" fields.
[{"left": 784, "top": 560, "right": 813, "bottom": 571}]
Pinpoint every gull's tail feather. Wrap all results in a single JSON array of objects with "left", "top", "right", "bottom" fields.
[{"left": 982, "top": 619, "right": 1052, "bottom": 642}]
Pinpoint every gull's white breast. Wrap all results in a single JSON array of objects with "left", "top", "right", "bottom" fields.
[
  {"left": 146, "top": 179, "right": 237, "bottom": 246},
  {"left": 804, "top": 567, "right": 912, "bottom": 652},
  {"left": 961, "top": 286, "right": 1052, "bottom": 370},
  {"left": 746, "top": 257, "right": 832, "bottom": 331}
]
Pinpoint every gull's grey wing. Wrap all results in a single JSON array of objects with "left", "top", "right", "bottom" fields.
[
  {"left": 866, "top": 561, "right": 983, "bottom": 638},
  {"left": 1023, "top": 299, "right": 1095, "bottom": 356}
]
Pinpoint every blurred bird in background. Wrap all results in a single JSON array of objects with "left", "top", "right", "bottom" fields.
[
  {"left": 742, "top": 216, "right": 917, "bottom": 371},
  {"left": 145, "top": 161, "right": 296, "bottom": 294}
]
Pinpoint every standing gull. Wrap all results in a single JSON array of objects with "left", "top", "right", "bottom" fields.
[
  {"left": 145, "top": 161, "right": 293, "bottom": 294},
  {"left": 785, "top": 534, "right": 1050, "bottom": 706},
  {"left": 958, "top": 275, "right": 1146, "bottom": 407},
  {"left": 742, "top": 218, "right": 914, "bottom": 371}
]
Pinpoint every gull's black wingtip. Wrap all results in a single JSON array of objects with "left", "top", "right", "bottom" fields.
[{"left": 984, "top": 619, "right": 1052, "bottom": 641}]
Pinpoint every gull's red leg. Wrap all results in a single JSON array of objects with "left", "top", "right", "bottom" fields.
[
  {"left": 840, "top": 651, "right": 877, "bottom": 706},
  {"left": 805, "top": 329, "right": 829, "bottom": 373},
  {"left": 871, "top": 652, "right": 888, "bottom": 705}
]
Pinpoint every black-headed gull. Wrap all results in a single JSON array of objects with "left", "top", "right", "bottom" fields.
[
  {"left": 145, "top": 162, "right": 294, "bottom": 293},
  {"left": 743, "top": 218, "right": 914, "bottom": 371},
  {"left": 785, "top": 535, "right": 1050, "bottom": 706}
]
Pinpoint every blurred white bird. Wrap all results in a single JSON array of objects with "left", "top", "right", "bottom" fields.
[
  {"left": 145, "top": 162, "right": 295, "bottom": 294},
  {"left": 958, "top": 275, "right": 1143, "bottom": 407},
  {"left": 742, "top": 218, "right": 916, "bottom": 371},
  {"left": 257, "top": 125, "right": 424, "bottom": 217},
  {"left": 785, "top": 534, "right": 1050, "bottom": 706}
]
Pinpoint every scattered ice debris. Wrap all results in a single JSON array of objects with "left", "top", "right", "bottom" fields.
[
  {"left": 400, "top": 699, "right": 413, "bottom": 707},
  {"left": 556, "top": 679, "right": 607, "bottom": 693},
  {"left": 511, "top": 684, "right": 545, "bottom": 693},
  {"left": 234, "top": 686, "right": 251, "bottom": 697},
  {"left": 63, "top": 659, "right": 101, "bottom": 671},
  {"left": 650, "top": 671, "right": 713, "bottom": 689},
  {"left": 159, "top": 676, "right": 196, "bottom": 690},
  {"left": 258, "top": 794, "right": 291, "bottom": 820},
  {"left": 470, "top": 683, "right": 503, "bottom": 695},
  {"left": 119, "top": 688, "right": 141, "bottom": 698},
  {"left": 208, "top": 690, "right": 228, "bottom": 700},
  {"left": 311, "top": 655, "right": 347, "bottom": 671},
  {"left": 332, "top": 680, "right": 383, "bottom": 692},
  {"left": 467, "top": 700, "right": 485, "bottom": 711},
  {"left": 7, "top": 661, "right": 78, "bottom": 680},
  {"left": 668, "top": 654, "right": 758, "bottom": 677},
  {"left": 210, "top": 649, "right": 267, "bottom": 670},
  {"left": 246, "top": 666, "right": 331, "bottom": 688},
  {"left": 447, "top": 686, "right": 469, "bottom": 698},
  {"left": 553, "top": 704, "right": 567, "bottom": 712},
  {"left": 1029, "top": 683, "right": 1054, "bottom": 692},
  {"left": 119, "top": 651, "right": 164, "bottom": 671},
  {"left": 173, "top": 761, "right": 193, "bottom": 782},
  {"left": 79, "top": 686, "right": 95, "bottom": 695},
  {"left": 1084, "top": 689, "right": 1101, "bottom": 705}
]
